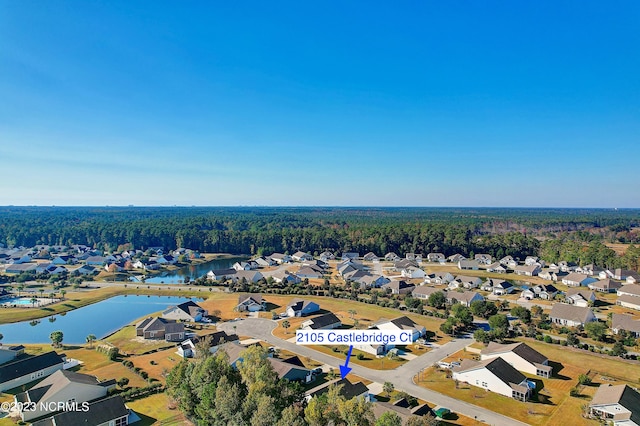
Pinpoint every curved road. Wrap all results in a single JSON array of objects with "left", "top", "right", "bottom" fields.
[{"left": 219, "top": 318, "right": 527, "bottom": 426}]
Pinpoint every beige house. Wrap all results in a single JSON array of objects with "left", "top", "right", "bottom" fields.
[
  {"left": 589, "top": 384, "right": 640, "bottom": 425},
  {"left": 480, "top": 342, "right": 552, "bottom": 378}
]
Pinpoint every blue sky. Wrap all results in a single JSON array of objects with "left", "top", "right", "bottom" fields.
[{"left": 1, "top": 1, "right": 638, "bottom": 207}]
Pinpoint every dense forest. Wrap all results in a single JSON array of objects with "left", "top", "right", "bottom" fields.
[{"left": 1, "top": 207, "right": 639, "bottom": 268}]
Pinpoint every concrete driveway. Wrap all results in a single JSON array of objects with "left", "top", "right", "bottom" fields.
[{"left": 219, "top": 318, "right": 527, "bottom": 425}]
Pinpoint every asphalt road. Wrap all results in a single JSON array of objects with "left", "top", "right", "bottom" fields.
[{"left": 218, "top": 318, "right": 528, "bottom": 426}]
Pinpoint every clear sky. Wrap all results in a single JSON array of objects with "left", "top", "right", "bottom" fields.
[{"left": 1, "top": 1, "right": 638, "bottom": 207}]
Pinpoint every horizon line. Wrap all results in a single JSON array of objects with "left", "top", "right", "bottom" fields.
[{"left": 0, "top": 205, "right": 637, "bottom": 210}]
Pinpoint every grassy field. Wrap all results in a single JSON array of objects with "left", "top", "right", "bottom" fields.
[
  {"left": 416, "top": 350, "right": 598, "bottom": 426},
  {"left": 418, "top": 338, "right": 640, "bottom": 426},
  {"left": 127, "top": 393, "right": 190, "bottom": 425}
]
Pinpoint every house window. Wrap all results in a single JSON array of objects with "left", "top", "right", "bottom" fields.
[
  {"left": 114, "top": 416, "right": 128, "bottom": 426},
  {"left": 482, "top": 382, "right": 487, "bottom": 387}
]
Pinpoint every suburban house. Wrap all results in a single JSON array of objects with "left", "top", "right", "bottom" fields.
[
  {"left": 401, "top": 267, "right": 426, "bottom": 279},
  {"left": 306, "top": 378, "right": 371, "bottom": 402},
  {"left": 611, "top": 314, "right": 640, "bottom": 338},
  {"left": 474, "top": 253, "right": 493, "bottom": 265},
  {"left": 206, "top": 268, "right": 236, "bottom": 281},
  {"left": 371, "top": 400, "right": 434, "bottom": 424},
  {"left": 286, "top": 299, "right": 320, "bottom": 317},
  {"left": 296, "top": 266, "right": 323, "bottom": 279},
  {"left": 31, "top": 395, "right": 130, "bottom": 426},
  {"left": 480, "top": 342, "right": 552, "bottom": 378},
  {"left": 565, "top": 289, "right": 596, "bottom": 307},
  {"left": 236, "top": 294, "right": 266, "bottom": 312},
  {"left": 427, "top": 253, "right": 445, "bottom": 263},
  {"left": 0, "top": 345, "right": 24, "bottom": 365},
  {"left": 269, "top": 356, "right": 312, "bottom": 383},
  {"left": 446, "top": 290, "right": 484, "bottom": 307},
  {"left": 525, "top": 256, "right": 540, "bottom": 266},
  {"left": 363, "top": 252, "right": 379, "bottom": 262},
  {"left": 372, "top": 316, "right": 426, "bottom": 342},
  {"left": 458, "top": 259, "right": 479, "bottom": 270},
  {"left": 486, "top": 262, "right": 508, "bottom": 273},
  {"left": 500, "top": 255, "right": 515, "bottom": 266},
  {"left": 232, "top": 270, "right": 264, "bottom": 283},
  {"left": 162, "top": 301, "right": 208, "bottom": 322},
  {"left": 0, "top": 351, "right": 66, "bottom": 392},
  {"left": 342, "top": 252, "right": 360, "bottom": 260},
  {"left": 447, "top": 254, "right": 465, "bottom": 263},
  {"left": 617, "top": 284, "right": 640, "bottom": 298},
  {"left": 385, "top": 252, "right": 401, "bottom": 261},
  {"left": 589, "top": 384, "right": 640, "bottom": 426},
  {"left": 233, "top": 261, "right": 252, "bottom": 271},
  {"left": 4, "top": 263, "right": 37, "bottom": 274},
  {"left": 382, "top": 280, "right": 416, "bottom": 295},
  {"left": 452, "top": 357, "right": 531, "bottom": 401},
  {"left": 351, "top": 273, "right": 389, "bottom": 288},
  {"left": 454, "top": 275, "right": 483, "bottom": 290},
  {"left": 301, "top": 313, "right": 342, "bottom": 330},
  {"left": 514, "top": 264, "right": 541, "bottom": 277},
  {"left": 394, "top": 259, "right": 418, "bottom": 270},
  {"left": 269, "top": 253, "right": 291, "bottom": 264},
  {"left": 589, "top": 279, "right": 623, "bottom": 293},
  {"left": 75, "top": 265, "right": 97, "bottom": 275},
  {"left": 319, "top": 251, "right": 335, "bottom": 261},
  {"left": 538, "top": 269, "right": 566, "bottom": 282},
  {"left": 562, "top": 272, "right": 597, "bottom": 287},
  {"left": 412, "top": 286, "right": 443, "bottom": 300},
  {"left": 292, "top": 251, "right": 314, "bottom": 262},
  {"left": 15, "top": 369, "right": 116, "bottom": 421},
  {"left": 271, "top": 271, "right": 301, "bottom": 284},
  {"left": 491, "top": 280, "right": 515, "bottom": 296},
  {"left": 549, "top": 304, "right": 597, "bottom": 327},
  {"left": 177, "top": 331, "right": 239, "bottom": 358},
  {"left": 135, "top": 317, "right": 185, "bottom": 342},
  {"left": 424, "top": 272, "right": 454, "bottom": 284},
  {"left": 533, "top": 284, "right": 558, "bottom": 300},
  {"left": 617, "top": 295, "right": 640, "bottom": 311},
  {"left": 255, "top": 256, "right": 275, "bottom": 267},
  {"left": 601, "top": 268, "right": 640, "bottom": 282}
]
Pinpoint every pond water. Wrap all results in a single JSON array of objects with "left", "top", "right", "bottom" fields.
[
  {"left": 142, "top": 257, "right": 245, "bottom": 284},
  {"left": 0, "top": 295, "right": 203, "bottom": 344}
]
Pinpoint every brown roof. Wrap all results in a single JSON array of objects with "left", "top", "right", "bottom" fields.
[
  {"left": 590, "top": 279, "right": 622, "bottom": 291},
  {"left": 563, "top": 272, "right": 589, "bottom": 283}
]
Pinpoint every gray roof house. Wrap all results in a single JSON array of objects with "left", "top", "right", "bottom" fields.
[
  {"left": 162, "top": 301, "right": 208, "bottom": 322},
  {"left": 611, "top": 313, "right": 640, "bottom": 338},
  {"left": 0, "top": 351, "right": 66, "bottom": 392},
  {"left": 286, "top": 299, "right": 320, "bottom": 317},
  {"left": 31, "top": 395, "right": 130, "bottom": 426},
  {"left": 14, "top": 369, "right": 115, "bottom": 421},
  {"left": 301, "top": 313, "right": 342, "bottom": 330},
  {"left": 452, "top": 357, "right": 530, "bottom": 401},
  {"left": 237, "top": 294, "right": 266, "bottom": 312},
  {"left": 549, "top": 304, "right": 596, "bottom": 327}
]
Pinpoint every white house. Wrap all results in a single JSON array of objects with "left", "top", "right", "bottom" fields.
[
  {"left": 373, "top": 316, "right": 426, "bottom": 342},
  {"left": 446, "top": 290, "right": 484, "bottom": 307},
  {"left": 617, "top": 295, "right": 640, "bottom": 311},
  {"left": 452, "top": 357, "right": 531, "bottom": 401},
  {"left": 611, "top": 314, "right": 640, "bottom": 338},
  {"left": 286, "top": 299, "right": 320, "bottom": 317},
  {"left": 589, "top": 384, "right": 640, "bottom": 426},
  {"left": 458, "top": 259, "right": 479, "bottom": 270},
  {"left": 236, "top": 294, "right": 266, "bottom": 312},
  {"left": 514, "top": 264, "right": 541, "bottom": 277},
  {"left": 292, "top": 251, "right": 314, "bottom": 262},
  {"left": 162, "top": 301, "right": 208, "bottom": 322},
  {"left": 565, "top": 289, "right": 596, "bottom": 307},
  {"left": 401, "top": 267, "right": 426, "bottom": 279},
  {"left": 0, "top": 351, "right": 66, "bottom": 392},
  {"left": 480, "top": 342, "right": 552, "bottom": 378}
]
